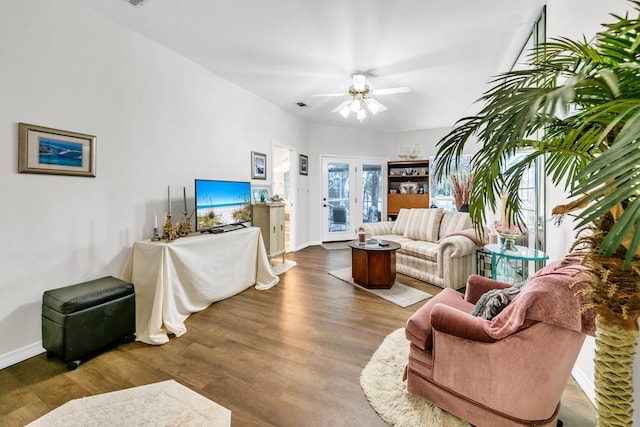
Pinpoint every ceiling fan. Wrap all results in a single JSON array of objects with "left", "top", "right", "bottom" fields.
[{"left": 312, "top": 74, "right": 411, "bottom": 122}]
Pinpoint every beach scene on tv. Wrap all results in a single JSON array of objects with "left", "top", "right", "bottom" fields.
[{"left": 195, "top": 180, "right": 252, "bottom": 230}]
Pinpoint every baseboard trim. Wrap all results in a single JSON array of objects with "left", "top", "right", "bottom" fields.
[
  {"left": 292, "top": 240, "right": 317, "bottom": 251},
  {"left": 0, "top": 341, "right": 45, "bottom": 370}
]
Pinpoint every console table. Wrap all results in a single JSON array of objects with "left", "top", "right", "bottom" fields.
[{"left": 120, "top": 227, "right": 278, "bottom": 345}]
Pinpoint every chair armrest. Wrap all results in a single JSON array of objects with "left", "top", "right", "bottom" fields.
[
  {"left": 360, "top": 221, "right": 394, "bottom": 237},
  {"left": 430, "top": 303, "right": 496, "bottom": 343},
  {"left": 464, "top": 274, "right": 512, "bottom": 304}
]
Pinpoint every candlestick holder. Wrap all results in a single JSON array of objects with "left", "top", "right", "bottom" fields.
[
  {"left": 178, "top": 211, "right": 191, "bottom": 237},
  {"left": 151, "top": 227, "right": 161, "bottom": 241},
  {"left": 163, "top": 214, "right": 179, "bottom": 241}
]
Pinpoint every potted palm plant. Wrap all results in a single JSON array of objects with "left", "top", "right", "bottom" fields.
[{"left": 435, "top": 3, "right": 640, "bottom": 426}]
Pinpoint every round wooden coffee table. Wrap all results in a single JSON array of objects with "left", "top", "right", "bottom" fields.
[{"left": 348, "top": 240, "right": 401, "bottom": 289}]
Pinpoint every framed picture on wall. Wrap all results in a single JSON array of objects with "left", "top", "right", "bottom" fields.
[
  {"left": 299, "top": 154, "right": 308, "bottom": 175},
  {"left": 251, "top": 151, "right": 267, "bottom": 180},
  {"left": 18, "top": 123, "right": 96, "bottom": 177}
]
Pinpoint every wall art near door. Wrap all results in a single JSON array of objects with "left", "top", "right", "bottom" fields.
[
  {"left": 251, "top": 151, "right": 267, "bottom": 180},
  {"left": 299, "top": 154, "right": 308, "bottom": 175},
  {"left": 18, "top": 123, "right": 96, "bottom": 177}
]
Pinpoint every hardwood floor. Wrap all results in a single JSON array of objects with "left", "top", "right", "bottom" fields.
[{"left": 0, "top": 245, "right": 595, "bottom": 426}]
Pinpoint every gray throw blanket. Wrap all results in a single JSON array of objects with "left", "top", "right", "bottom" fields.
[{"left": 471, "top": 279, "right": 529, "bottom": 320}]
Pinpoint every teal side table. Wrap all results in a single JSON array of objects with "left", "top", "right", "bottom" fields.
[{"left": 483, "top": 243, "right": 549, "bottom": 284}]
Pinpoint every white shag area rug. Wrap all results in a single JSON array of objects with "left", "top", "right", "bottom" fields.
[
  {"left": 271, "top": 259, "right": 296, "bottom": 275},
  {"left": 361, "top": 328, "right": 471, "bottom": 427},
  {"left": 328, "top": 267, "right": 432, "bottom": 308},
  {"left": 27, "top": 380, "right": 231, "bottom": 427}
]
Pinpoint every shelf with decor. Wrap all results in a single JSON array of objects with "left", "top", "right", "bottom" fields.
[{"left": 387, "top": 159, "right": 430, "bottom": 218}]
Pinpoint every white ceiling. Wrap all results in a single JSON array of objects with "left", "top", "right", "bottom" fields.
[{"left": 76, "top": 0, "right": 547, "bottom": 132}]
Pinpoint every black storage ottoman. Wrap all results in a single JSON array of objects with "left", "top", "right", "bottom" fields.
[{"left": 42, "top": 276, "right": 135, "bottom": 370}]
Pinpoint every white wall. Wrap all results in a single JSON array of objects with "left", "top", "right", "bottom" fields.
[
  {"left": 387, "top": 127, "right": 457, "bottom": 158},
  {"left": 0, "top": 0, "right": 309, "bottom": 366}
]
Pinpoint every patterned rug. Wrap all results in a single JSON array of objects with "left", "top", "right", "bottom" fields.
[
  {"left": 27, "top": 380, "right": 231, "bottom": 427},
  {"left": 328, "top": 268, "right": 432, "bottom": 308}
]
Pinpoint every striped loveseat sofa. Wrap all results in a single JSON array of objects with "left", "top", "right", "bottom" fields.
[{"left": 360, "top": 208, "right": 480, "bottom": 290}]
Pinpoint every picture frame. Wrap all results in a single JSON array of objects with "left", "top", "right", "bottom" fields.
[
  {"left": 251, "top": 151, "right": 267, "bottom": 180},
  {"left": 299, "top": 154, "right": 308, "bottom": 176},
  {"left": 252, "top": 186, "right": 271, "bottom": 204},
  {"left": 18, "top": 123, "right": 96, "bottom": 177}
]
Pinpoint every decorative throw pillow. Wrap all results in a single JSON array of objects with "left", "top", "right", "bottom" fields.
[
  {"left": 392, "top": 208, "right": 412, "bottom": 235},
  {"left": 472, "top": 279, "right": 529, "bottom": 320},
  {"left": 403, "top": 208, "right": 444, "bottom": 242}
]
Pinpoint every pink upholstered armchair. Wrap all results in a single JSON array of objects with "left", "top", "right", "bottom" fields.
[{"left": 404, "top": 254, "right": 595, "bottom": 427}]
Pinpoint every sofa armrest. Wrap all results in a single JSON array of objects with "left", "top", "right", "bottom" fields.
[
  {"left": 464, "top": 274, "right": 512, "bottom": 304},
  {"left": 431, "top": 304, "right": 496, "bottom": 343},
  {"left": 437, "top": 234, "right": 476, "bottom": 258},
  {"left": 360, "top": 221, "right": 394, "bottom": 237}
]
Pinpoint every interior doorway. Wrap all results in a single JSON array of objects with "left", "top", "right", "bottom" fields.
[{"left": 272, "top": 144, "right": 296, "bottom": 253}]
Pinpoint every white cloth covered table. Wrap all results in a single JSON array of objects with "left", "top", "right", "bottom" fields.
[{"left": 121, "top": 227, "right": 278, "bottom": 344}]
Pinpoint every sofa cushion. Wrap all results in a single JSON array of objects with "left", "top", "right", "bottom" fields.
[
  {"left": 403, "top": 208, "right": 444, "bottom": 242},
  {"left": 400, "top": 240, "right": 439, "bottom": 262},
  {"left": 438, "top": 212, "right": 472, "bottom": 240},
  {"left": 391, "top": 208, "right": 412, "bottom": 235},
  {"left": 369, "top": 234, "right": 414, "bottom": 246}
]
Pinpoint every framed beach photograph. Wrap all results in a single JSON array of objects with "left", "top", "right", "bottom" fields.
[
  {"left": 252, "top": 185, "right": 271, "bottom": 204},
  {"left": 251, "top": 151, "right": 267, "bottom": 180},
  {"left": 299, "top": 154, "right": 308, "bottom": 176},
  {"left": 18, "top": 123, "right": 96, "bottom": 177}
]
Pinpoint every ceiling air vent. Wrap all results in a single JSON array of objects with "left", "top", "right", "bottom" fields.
[{"left": 123, "top": 0, "right": 149, "bottom": 8}]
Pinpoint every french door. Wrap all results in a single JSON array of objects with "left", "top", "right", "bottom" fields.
[{"left": 321, "top": 156, "right": 385, "bottom": 242}]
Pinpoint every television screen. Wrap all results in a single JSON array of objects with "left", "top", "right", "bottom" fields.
[{"left": 194, "top": 179, "right": 252, "bottom": 232}]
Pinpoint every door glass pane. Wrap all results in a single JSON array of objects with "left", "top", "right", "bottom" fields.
[
  {"left": 328, "top": 162, "right": 350, "bottom": 232},
  {"left": 362, "top": 164, "right": 382, "bottom": 223}
]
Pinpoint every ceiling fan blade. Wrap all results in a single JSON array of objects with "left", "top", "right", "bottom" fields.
[
  {"left": 312, "top": 92, "right": 347, "bottom": 97},
  {"left": 352, "top": 74, "right": 366, "bottom": 91},
  {"left": 371, "top": 86, "right": 411, "bottom": 95}
]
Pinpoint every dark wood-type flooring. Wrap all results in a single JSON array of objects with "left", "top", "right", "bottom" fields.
[{"left": 1, "top": 245, "right": 596, "bottom": 426}]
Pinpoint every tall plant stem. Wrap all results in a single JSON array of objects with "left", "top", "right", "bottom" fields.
[{"left": 595, "top": 316, "right": 637, "bottom": 427}]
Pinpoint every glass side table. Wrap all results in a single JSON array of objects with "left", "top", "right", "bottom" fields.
[{"left": 484, "top": 243, "right": 549, "bottom": 284}]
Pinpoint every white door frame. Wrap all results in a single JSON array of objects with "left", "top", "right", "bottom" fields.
[
  {"left": 272, "top": 140, "right": 296, "bottom": 252},
  {"left": 321, "top": 155, "right": 386, "bottom": 242}
]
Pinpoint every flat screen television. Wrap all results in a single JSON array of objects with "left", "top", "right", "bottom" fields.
[{"left": 194, "top": 179, "right": 252, "bottom": 232}]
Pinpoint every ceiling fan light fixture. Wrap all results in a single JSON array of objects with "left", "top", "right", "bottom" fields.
[
  {"left": 316, "top": 74, "right": 408, "bottom": 122},
  {"left": 332, "top": 100, "right": 350, "bottom": 113},
  {"left": 367, "top": 99, "right": 385, "bottom": 115},
  {"left": 352, "top": 74, "right": 366, "bottom": 91}
]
